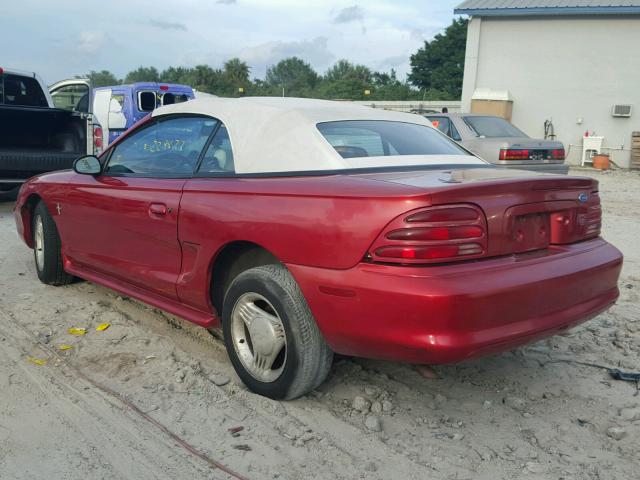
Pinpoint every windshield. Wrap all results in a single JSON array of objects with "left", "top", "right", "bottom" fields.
[
  {"left": 317, "top": 120, "right": 470, "bottom": 159},
  {"left": 463, "top": 116, "right": 528, "bottom": 138}
]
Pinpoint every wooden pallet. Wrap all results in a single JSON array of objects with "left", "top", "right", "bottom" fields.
[{"left": 633, "top": 132, "right": 640, "bottom": 169}]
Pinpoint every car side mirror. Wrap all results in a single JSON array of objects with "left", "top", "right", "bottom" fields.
[{"left": 73, "top": 155, "right": 102, "bottom": 175}]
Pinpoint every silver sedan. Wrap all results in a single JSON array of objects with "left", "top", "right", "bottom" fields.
[{"left": 425, "top": 113, "right": 568, "bottom": 174}]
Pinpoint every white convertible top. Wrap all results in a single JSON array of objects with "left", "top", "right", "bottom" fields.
[{"left": 152, "top": 96, "right": 481, "bottom": 174}]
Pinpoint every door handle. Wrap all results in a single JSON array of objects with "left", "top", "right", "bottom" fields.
[{"left": 149, "top": 203, "right": 168, "bottom": 215}]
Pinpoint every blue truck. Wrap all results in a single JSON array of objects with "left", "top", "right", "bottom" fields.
[{"left": 49, "top": 79, "right": 195, "bottom": 147}]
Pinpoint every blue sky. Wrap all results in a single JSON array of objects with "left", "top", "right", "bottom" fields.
[{"left": 2, "top": 0, "right": 461, "bottom": 85}]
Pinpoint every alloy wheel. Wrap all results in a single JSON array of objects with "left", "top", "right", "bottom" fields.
[
  {"left": 230, "top": 292, "right": 287, "bottom": 382},
  {"left": 34, "top": 215, "right": 45, "bottom": 271}
]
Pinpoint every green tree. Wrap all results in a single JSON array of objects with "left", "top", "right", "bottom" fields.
[
  {"left": 221, "top": 58, "right": 251, "bottom": 96},
  {"left": 265, "top": 57, "right": 319, "bottom": 97},
  {"left": 408, "top": 18, "right": 468, "bottom": 99},
  {"left": 369, "top": 69, "right": 419, "bottom": 100},
  {"left": 124, "top": 66, "right": 160, "bottom": 84},
  {"left": 223, "top": 58, "right": 250, "bottom": 84},
  {"left": 324, "top": 60, "right": 371, "bottom": 83},
  {"left": 159, "top": 66, "right": 192, "bottom": 84},
  {"left": 319, "top": 60, "right": 372, "bottom": 100},
  {"left": 80, "top": 70, "right": 120, "bottom": 87},
  {"left": 171, "top": 65, "right": 224, "bottom": 94}
]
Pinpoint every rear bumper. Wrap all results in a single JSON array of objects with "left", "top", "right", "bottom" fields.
[{"left": 287, "top": 238, "right": 622, "bottom": 364}]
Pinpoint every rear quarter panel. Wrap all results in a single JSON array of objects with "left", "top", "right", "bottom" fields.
[
  {"left": 177, "top": 175, "right": 429, "bottom": 311},
  {"left": 179, "top": 176, "right": 428, "bottom": 269}
]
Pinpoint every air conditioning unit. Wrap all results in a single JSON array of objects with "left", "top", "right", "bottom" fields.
[{"left": 612, "top": 104, "right": 632, "bottom": 117}]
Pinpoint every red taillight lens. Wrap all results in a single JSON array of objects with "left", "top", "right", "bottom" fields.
[
  {"left": 369, "top": 204, "right": 488, "bottom": 265},
  {"left": 499, "top": 148, "right": 529, "bottom": 160},
  {"left": 551, "top": 148, "right": 565, "bottom": 160},
  {"left": 387, "top": 225, "right": 483, "bottom": 241},
  {"left": 93, "top": 125, "right": 103, "bottom": 151},
  {"left": 376, "top": 244, "right": 483, "bottom": 260}
]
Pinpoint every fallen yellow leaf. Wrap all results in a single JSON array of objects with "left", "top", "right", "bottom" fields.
[
  {"left": 95, "top": 323, "right": 111, "bottom": 332},
  {"left": 58, "top": 344, "right": 73, "bottom": 351},
  {"left": 68, "top": 327, "right": 87, "bottom": 336},
  {"left": 27, "top": 356, "right": 47, "bottom": 366}
]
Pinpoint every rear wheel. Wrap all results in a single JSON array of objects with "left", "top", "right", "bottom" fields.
[
  {"left": 222, "top": 264, "right": 333, "bottom": 399},
  {"left": 33, "top": 201, "right": 73, "bottom": 286}
]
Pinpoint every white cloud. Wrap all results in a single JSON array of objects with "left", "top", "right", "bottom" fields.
[
  {"left": 377, "top": 55, "right": 407, "bottom": 70},
  {"left": 77, "top": 31, "right": 107, "bottom": 55},
  {"left": 149, "top": 19, "right": 188, "bottom": 31},
  {"left": 333, "top": 5, "right": 364, "bottom": 24},
  {"left": 240, "top": 37, "right": 334, "bottom": 77},
  {"left": 409, "top": 28, "right": 425, "bottom": 42}
]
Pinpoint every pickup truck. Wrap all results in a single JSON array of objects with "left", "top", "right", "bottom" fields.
[{"left": 0, "top": 68, "right": 103, "bottom": 197}]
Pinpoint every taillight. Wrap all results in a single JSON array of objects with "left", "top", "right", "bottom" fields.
[
  {"left": 369, "top": 204, "right": 488, "bottom": 265},
  {"left": 499, "top": 148, "right": 566, "bottom": 161},
  {"left": 93, "top": 125, "right": 103, "bottom": 153},
  {"left": 551, "top": 148, "right": 565, "bottom": 160},
  {"left": 499, "top": 148, "right": 529, "bottom": 160}
]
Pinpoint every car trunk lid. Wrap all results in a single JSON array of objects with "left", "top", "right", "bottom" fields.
[{"left": 358, "top": 167, "right": 600, "bottom": 258}]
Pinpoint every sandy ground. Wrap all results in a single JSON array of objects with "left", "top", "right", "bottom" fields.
[{"left": 0, "top": 168, "right": 639, "bottom": 480}]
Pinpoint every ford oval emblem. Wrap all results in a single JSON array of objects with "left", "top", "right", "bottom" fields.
[{"left": 578, "top": 193, "right": 589, "bottom": 203}]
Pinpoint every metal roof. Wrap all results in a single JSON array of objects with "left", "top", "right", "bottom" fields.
[{"left": 455, "top": 0, "right": 640, "bottom": 16}]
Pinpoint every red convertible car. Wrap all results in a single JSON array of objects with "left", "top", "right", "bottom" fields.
[{"left": 15, "top": 97, "right": 622, "bottom": 399}]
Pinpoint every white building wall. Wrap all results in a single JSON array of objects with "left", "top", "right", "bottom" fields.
[{"left": 461, "top": 15, "right": 640, "bottom": 167}]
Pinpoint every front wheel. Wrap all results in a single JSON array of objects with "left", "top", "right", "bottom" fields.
[
  {"left": 33, "top": 201, "right": 73, "bottom": 286},
  {"left": 222, "top": 264, "right": 333, "bottom": 399}
]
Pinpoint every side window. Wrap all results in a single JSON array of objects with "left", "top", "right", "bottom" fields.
[
  {"left": 198, "top": 124, "right": 235, "bottom": 173},
  {"left": 105, "top": 116, "right": 218, "bottom": 176},
  {"left": 51, "top": 83, "right": 90, "bottom": 112},
  {"left": 138, "top": 91, "right": 157, "bottom": 112}
]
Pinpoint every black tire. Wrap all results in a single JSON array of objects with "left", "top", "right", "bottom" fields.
[
  {"left": 32, "top": 201, "right": 73, "bottom": 286},
  {"left": 222, "top": 264, "right": 333, "bottom": 399}
]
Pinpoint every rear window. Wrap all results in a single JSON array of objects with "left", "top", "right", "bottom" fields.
[
  {"left": 0, "top": 74, "right": 48, "bottom": 107},
  {"left": 317, "top": 120, "right": 468, "bottom": 159},
  {"left": 427, "top": 116, "right": 450, "bottom": 135},
  {"left": 463, "top": 116, "right": 527, "bottom": 138}
]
